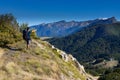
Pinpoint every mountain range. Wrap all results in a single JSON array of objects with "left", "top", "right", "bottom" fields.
[
  {"left": 48, "top": 22, "right": 120, "bottom": 62},
  {"left": 47, "top": 21, "right": 120, "bottom": 76},
  {"left": 31, "top": 17, "right": 117, "bottom": 37}
]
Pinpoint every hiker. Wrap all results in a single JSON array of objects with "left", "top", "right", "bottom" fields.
[{"left": 23, "top": 27, "right": 36, "bottom": 48}]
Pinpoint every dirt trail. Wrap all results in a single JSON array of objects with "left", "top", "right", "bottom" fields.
[
  {"left": 32, "top": 40, "right": 45, "bottom": 49},
  {"left": 0, "top": 48, "right": 4, "bottom": 58}
]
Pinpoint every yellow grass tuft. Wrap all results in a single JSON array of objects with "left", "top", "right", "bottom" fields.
[{"left": 0, "top": 48, "right": 4, "bottom": 58}]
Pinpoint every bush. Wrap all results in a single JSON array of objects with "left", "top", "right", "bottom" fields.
[
  {"left": 0, "top": 13, "right": 22, "bottom": 47},
  {"left": 86, "top": 69, "right": 99, "bottom": 76},
  {"left": 31, "top": 31, "right": 39, "bottom": 39},
  {"left": 99, "top": 68, "right": 120, "bottom": 80},
  {"left": 99, "top": 72, "right": 120, "bottom": 80}
]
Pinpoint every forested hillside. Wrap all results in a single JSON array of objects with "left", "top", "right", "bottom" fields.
[
  {"left": 49, "top": 23, "right": 120, "bottom": 62},
  {"left": 48, "top": 23, "right": 120, "bottom": 77}
]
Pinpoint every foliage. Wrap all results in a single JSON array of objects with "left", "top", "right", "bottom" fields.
[
  {"left": 19, "top": 23, "right": 28, "bottom": 32},
  {"left": 19, "top": 23, "right": 38, "bottom": 39},
  {"left": 86, "top": 69, "right": 99, "bottom": 76},
  {"left": 99, "top": 68, "right": 120, "bottom": 80},
  {"left": 0, "top": 13, "right": 22, "bottom": 47},
  {"left": 31, "top": 31, "right": 39, "bottom": 39}
]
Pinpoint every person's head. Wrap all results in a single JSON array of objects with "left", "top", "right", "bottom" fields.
[{"left": 26, "top": 27, "right": 30, "bottom": 31}]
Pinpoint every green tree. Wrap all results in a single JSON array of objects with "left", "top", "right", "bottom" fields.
[
  {"left": 19, "top": 23, "right": 28, "bottom": 32},
  {"left": 99, "top": 73, "right": 120, "bottom": 80},
  {"left": 0, "top": 13, "right": 22, "bottom": 47}
]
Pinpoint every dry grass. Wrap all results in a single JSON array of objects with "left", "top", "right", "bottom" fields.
[
  {"left": 94, "top": 60, "right": 118, "bottom": 68},
  {"left": 0, "top": 48, "right": 4, "bottom": 58},
  {"left": 0, "top": 39, "right": 87, "bottom": 80}
]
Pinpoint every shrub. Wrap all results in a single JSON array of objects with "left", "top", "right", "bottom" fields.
[{"left": 0, "top": 13, "right": 22, "bottom": 47}]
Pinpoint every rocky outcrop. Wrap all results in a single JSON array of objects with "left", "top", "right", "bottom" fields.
[{"left": 48, "top": 43, "right": 97, "bottom": 80}]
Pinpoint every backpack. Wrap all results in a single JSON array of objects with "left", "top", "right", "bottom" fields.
[{"left": 22, "top": 30, "right": 27, "bottom": 40}]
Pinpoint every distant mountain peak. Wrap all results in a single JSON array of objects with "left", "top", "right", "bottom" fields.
[
  {"left": 98, "top": 18, "right": 108, "bottom": 20},
  {"left": 57, "top": 20, "right": 66, "bottom": 23},
  {"left": 104, "top": 17, "right": 117, "bottom": 23},
  {"left": 109, "top": 16, "right": 116, "bottom": 19},
  {"left": 97, "top": 17, "right": 116, "bottom": 21},
  {"left": 108, "top": 16, "right": 117, "bottom": 22},
  {"left": 31, "top": 17, "right": 118, "bottom": 37}
]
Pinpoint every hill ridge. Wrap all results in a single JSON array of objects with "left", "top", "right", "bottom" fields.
[
  {"left": 0, "top": 39, "right": 96, "bottom": 80},
  {"left": 31, "top": 17, "right": 117, "bottom": 37}
]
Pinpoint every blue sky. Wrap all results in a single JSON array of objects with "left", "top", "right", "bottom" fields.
[{"left": 0, "top": 0, "right": 120, "bottom": 26}]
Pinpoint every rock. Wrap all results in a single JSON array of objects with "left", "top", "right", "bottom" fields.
[
  {"left": 51, "top": 45, "right": 55, "bottom": 49},
  {"left": 60, "top": 51, "right": 69, "bottom": 62}
]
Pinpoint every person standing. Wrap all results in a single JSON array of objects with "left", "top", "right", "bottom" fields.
[{"left": 23, "top": 27, "right": 36, "bottom": 48}]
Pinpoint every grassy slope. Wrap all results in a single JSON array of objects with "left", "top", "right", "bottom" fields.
[{"left": 0, "top": 39, "right": 88, "bottom": 80}]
